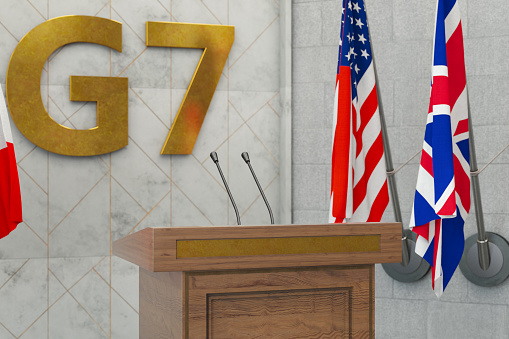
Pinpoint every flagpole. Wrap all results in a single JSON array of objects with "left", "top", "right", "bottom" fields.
[
  {"left": 363, "top": 18, "right": 409, "bottom": 267},
  {"left": 375, "top": 82, "right": 410, "bottom": 267},
  {"left": 467, "top": 98, "right": 490, "bottom": 271},
  {"left": 458, "top": 89, "right": 509, "bottom": 287}
]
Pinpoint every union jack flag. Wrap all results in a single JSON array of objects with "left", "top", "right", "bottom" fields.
[
  {"left": 329, "top": 0, "right": 389, "bottom": 223},
  {"left": 410, "top": 0, "right": 470, "bottom": 297}
]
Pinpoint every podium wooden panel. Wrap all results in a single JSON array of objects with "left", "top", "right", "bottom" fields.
[{"left": 113, "top": 223, "right": 401, "bottom": 339}]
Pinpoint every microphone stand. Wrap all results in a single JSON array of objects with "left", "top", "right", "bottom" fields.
[
  {"left": 210, "top": 152, "right": 241, "bottom": 225},
  {"left": 241, "top": 152, "right": 275, "bottom": 224}
]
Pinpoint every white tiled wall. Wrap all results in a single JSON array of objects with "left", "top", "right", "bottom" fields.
[{"left": 0, "top": 0, "right": 285, "bottom": 337}]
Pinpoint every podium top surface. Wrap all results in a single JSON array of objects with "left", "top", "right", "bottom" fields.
[{"left": 112, "top": 223, "right": 402, "bottom": 272}]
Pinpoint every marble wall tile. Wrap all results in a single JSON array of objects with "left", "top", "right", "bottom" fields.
[
  {"left": 18, "top": 312, "right": 47, "bottom": 339},
  {"left": 229, "top": 91, "right": 279, "bottom": 121},
  {"left": 171, "top": 184, "right": 212, "bottom": 227},
  {"left": 228, "top": 0, "right": 279, "bottom": 63},
  {"left": 70, "top": 269, "right": 111, "bottom": 333},
  {"left": 111, "top": 142, "right": 171, "bottom": 213},
  {"left": 229, "top": 17, "right": 280, "bottom": 92},
  {"left": 0, "top": 259, "right": 47, "bottom": 337},
  {"left": 238, "top": 176, "right": 281, "bottom": 225},
  {"left": 172, "top": 155, "right": 228, "bottom": 226},
  {"left": 48, "top": 152, "right": 109, "bottom": 229},
  {"left": 247, "top": 104, "right": 281, "bottom": 161},
  {"left": 111, "top": 0, "right": 173, "bottom": 40},
  {"left": 49, "top": 0, "right": 109, "bottom": 18},
  {"left": 111, "top": 291, "right": 138, "bottom": 339},
  {"left": 111, "top": 179, "right": 148, "bottom": 242},
  {"left": 49, "top": 293, "right": 108, "bottom": 338},
  {"left": 120, "top": 47, "right": 172, "bottom": 89},
  {"left": 0, "top": 0, "right": 45, "bottom": 41},
  {"left": 227, "top": 123, "right": 279, "bottom": 218},
  {"left": 111, "top": 256, "right": 139, "bottom": 312},
  {"left": 0, "top": 25, "right": 19, "bottom": 84},
  {"left": 171, "top": 0, "right": 223, "bottom": 25},
  {"left": 191, "top": 90, "right": 229, "bottom": 163},
  {"left": 49, "top": 174, "right": 109, "bottom": 258}
]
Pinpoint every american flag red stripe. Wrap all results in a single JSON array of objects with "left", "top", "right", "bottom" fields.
[{"left": 329, "top": 0, "right": 389, "bottom": 223}]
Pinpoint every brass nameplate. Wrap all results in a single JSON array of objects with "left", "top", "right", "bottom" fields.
[{"left": 177, "top": 235, "right": 380, "bottom": 258}]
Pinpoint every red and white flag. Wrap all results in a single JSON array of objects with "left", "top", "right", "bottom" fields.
[
  {"left": 0, "top": 87, "right": 22, "bottom": 238},
  {"left": 329, "top": 0, "right": 389, "bottom": 223}
]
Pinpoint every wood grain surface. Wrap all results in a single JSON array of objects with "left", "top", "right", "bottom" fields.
[
  {"left": 186, "top": 265, "right": 373, "bottom": 338},
  {"left": 139, "top": 269, "right": 183, "bottom": 339},
  {"left": 113, "top": 223, "right": 401, "bottom": 272}
]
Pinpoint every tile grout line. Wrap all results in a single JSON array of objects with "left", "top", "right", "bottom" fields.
[
  {"left": 92, "top": 268, "right": 139, "bottom": 315},
  {"left": 111, "top": 176, "right": 148, "bottom": 214},
  {"left": 110, "top": 7, "right": 145, "bottom": 44},
  {"left": 130, "top": 88, "right": 170, "bottom": 129},
  {"left": 16, "top": 146, "right": 37, "bottom": 164},
  {"left": 157, "top": 0, "right": 178, "bottom": 21},
  {"left": 240, "top": 173, "right": 279, "bottom": 218},
  {"left": 116, "top": 48, "right": 148, "bottom": 77},
  {"left": 229, "top": 15, "right": 280, "bottom": 69},
  {"left": 17, "top": 165, "right": 48, "bottom": 195},
  {"left": 17, "top": 309, "right": 48, "bottom": 338},
  {"left": 193, "top": 154, "right": 227, "bottom": 192},
  {"left": 49, "top": 171, "right": 110, "bottom": 235},
  {"left": 0, "top": 321, "right": 16, "bottom": 338},
  {"left": 94, "top": 1, "right": 109, "bottom": 17},
  {"left": 25, "top": 0, "right": 46, "bottom": 20},
  {"left": 0, "top": 259, "right": 30, "bottom": 291},
  {"left": 124, "top": 191, "right": 172, "bottom": 236},
  {"left": 199, "top": 0, "right": 222, "bottom": 25}
]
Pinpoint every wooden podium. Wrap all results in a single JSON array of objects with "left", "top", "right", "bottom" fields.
[{"left": 113, "top": 223, "right": 400, "bottom": 338}]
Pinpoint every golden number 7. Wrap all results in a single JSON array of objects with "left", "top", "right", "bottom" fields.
[{"left": 146, "top": 22, "right": 234, "bottom": 154}]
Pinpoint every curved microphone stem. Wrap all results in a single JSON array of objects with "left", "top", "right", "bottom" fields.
[
  {"left": 210, "top": 152, "right": 241, "bottom": 225},
  {"left": 241, "top": 152, "right": 274, "bottom": 224}
]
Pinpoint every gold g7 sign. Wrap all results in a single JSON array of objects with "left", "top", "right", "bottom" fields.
[{"left": 6, "top": 16, "right": 234, "bottom": 156}]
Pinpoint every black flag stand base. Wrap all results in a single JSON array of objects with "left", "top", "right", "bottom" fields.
[
  {"left": 382, "top": 229, "right": 431, "bottom": 282},
  {"left": 459, "top": 232, "right": 509, "bottom": 287}
]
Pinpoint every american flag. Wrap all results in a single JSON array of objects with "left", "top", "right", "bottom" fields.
[
  {"left": 329, "top": 0, "right": 389, "bottom": 223},
  {"left": 410, "top": 0, "right": 470, "bottom": 297},
  {"left": 0, "top": 86, "right": 22, "bottom": 239}
]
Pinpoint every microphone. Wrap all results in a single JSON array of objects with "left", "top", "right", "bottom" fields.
[
  {"left": 241, "top": 152, "right": 274, "bottom": 224},
  {"left": 210, "top": 152, "right": 241, "bottom": 225}
]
